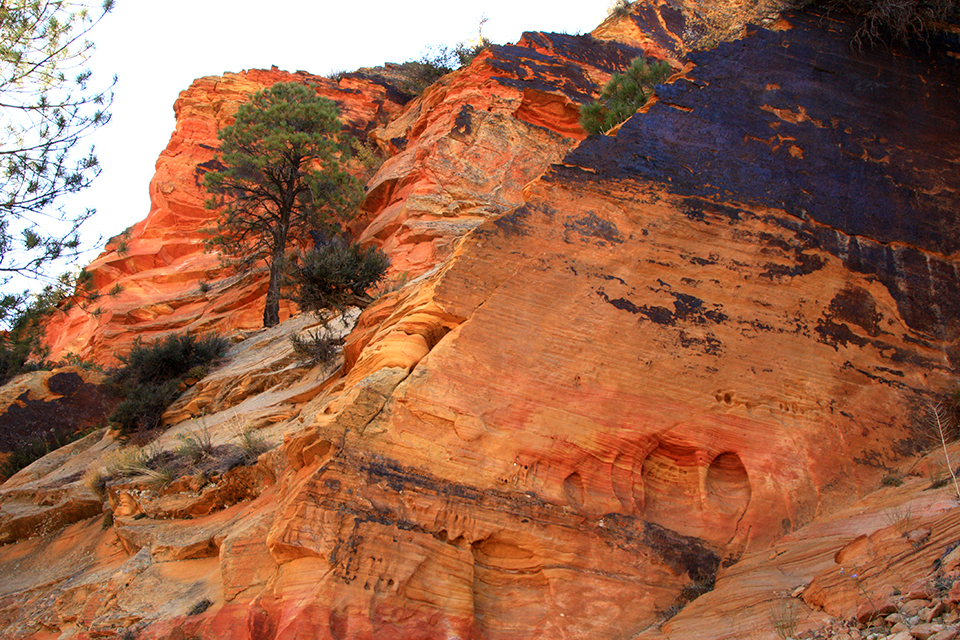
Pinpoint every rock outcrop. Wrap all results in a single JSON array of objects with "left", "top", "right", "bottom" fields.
[
  {"left": 39, "top": 67, "right": 412, "bottom": 365},
  {"left": 39, "top": 14, "right": 674, "bottom": 367},
  {"left": 2, "top": 3, "right": 960, "bottom": 640}
]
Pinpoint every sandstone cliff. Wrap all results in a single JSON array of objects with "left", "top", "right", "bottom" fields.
[
  {"left": 39, "top": 67, "right": 411, "bottom": 364},
  {"left": 1, "top": 2, "right": 960, "bottom": 639}
]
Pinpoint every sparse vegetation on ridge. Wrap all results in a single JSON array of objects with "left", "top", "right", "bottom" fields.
[
  {"left": 788, "top": 0, "right": 960, "bottom": 48},
  {"left": 0, "top": 271, "right": 116, "bottom": 385},
  {"left": 579, "top": 56, "right": 672, "bottom": 135},
  {"left": 607, "top": 0, "right": 634, "bottom": 19}
]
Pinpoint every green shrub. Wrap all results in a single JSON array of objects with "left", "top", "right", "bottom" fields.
[
  {"left": 238, "top": 427, "right": 269, "bottom": 463},
  {"left": 579, "top": 56, "right": 672, "bottom": 135},
  {"left": 186, "top": 365, "right": 209, "bottom": 380},
  {"left": 0, "top": 424, "right": 104, "bottom": 480},
  {"left": 0, "top": 284, "right": 68, "bottom": 385},
  {"left": 109, "top": 333, "right": 228, "bottom": 435},
  {"left": 187, "top": 598, "right": 213, "bottom": 616},
  {"left": 114, "top": 333, "right": 229, "bottom": 388},
  {"left": 109, "top": 379, "right": 181, "bottom": 433},
  {"left": 0, "top": 432, "right": 62, "bottom": 478},
  {"left": 176, "top": 425, "right": 215, "bottom": 464},
  {"left": 396, "top": 37, "right": 492, "bottom": 95},
  {"left": 292, "top": 237, "right": 389, "bottom": 315}
]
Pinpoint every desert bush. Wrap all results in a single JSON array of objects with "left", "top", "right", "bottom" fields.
[
  {"left": 228, "top": 415, "right": 270, "bottom": 463},
  {"left": 655, "top": 575, "right": 715, "bottom": 624},
  {"left": 789, "top": 0, "right": 960, "bottom": 48},
  {"left": 109, "top": 379, "right": 180, "bottom": 433},
  {"left": 103, "top": 444, "right": 159, "bottom": 477},
  {"left": 292, "top": 236, "right": 389, "bottom": 315},
  {"left": 238, "top": 429, "right": 269, "bottom": 463},
  {"left": 109, "top": 333, "right": 228, "bottom": 435},
  {"left": 84, "top": 466, "right": 107, "bottom": 499},
  {"left": 100, "top": 443, "right": 175, "bottom": 488},
  {"left": 769, "top": 598, "right": 801, "bottom": 640},
  {"left": 580, "top": 56, "right": 672, "bottom": 135},
  {"left": 397, "top": 33, "right": 492, "bottom": 95},
  {"left": 608, "top": 0, "right": 634, "bottom": 19},
  {"left": 0, "top": 432, "right": 62, "bottom": 479},
  {"left": 290, "top": 329, "right": 342, "bottom": 367},
  {"left": 0, "top": 284, "right": 67, "bottom": 385},
  {"left": 176, "top": 425, "right": 216, "bottom": 464},
  {"left": 115, "top": 333, "right": 228, "bottom": 388},
  {"left": 186, "top": 365, "right": 209, "bottom": 380},
  {"left": 881, "top": 470, "right": 905, "bottom": 486},
  {"left": 884, "top": 504, "right": 914, "bottom": 536},
  {"left": 187, "top": 598, "right": 212, "bottom": 616},
  {"left": 0, "top": 422, "right": 105, "bottom": 481}
]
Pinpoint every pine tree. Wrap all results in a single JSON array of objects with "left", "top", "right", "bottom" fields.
[
  {"left": 203, "top": 82, "right": 363, "bottom": 327},
  {"left": 579, "top": 56, "right": 671, "bottom": 135},
  {"left": 0, "top": 0, "right": 115, "bottom": 302}
]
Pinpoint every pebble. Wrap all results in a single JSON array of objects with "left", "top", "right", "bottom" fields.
[
  {"left": 795, "top": 574, "right": 960, "bottom": 640},
  {"left": 924, "top": 603, "right": 947, "bottom": 623},
  {"left": 904, "top": 600, "right": 934, "bottom": 616},
  {"left": 912, "top": 623, "right": 945, "bottom": 640}
]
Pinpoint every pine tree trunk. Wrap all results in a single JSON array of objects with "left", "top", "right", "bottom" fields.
[
  {"left": 263, "top": 178, "right": 294, "bottom": 328},
  {"left": 263, "top": 254, "right": 283, "bottom": 327}
]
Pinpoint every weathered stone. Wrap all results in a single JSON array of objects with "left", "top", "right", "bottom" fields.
[
  {"left": 923, "top": 602, "right": 946, "bottom": 623},
  {"left": 2, "top": 3, "right": 960, "bottom": 640},
  {"left": 913, "top": 623, "right": 947, "bottom": 640},
  {"left": 905, "top": 600, "right": 935, "bottom": 617}
]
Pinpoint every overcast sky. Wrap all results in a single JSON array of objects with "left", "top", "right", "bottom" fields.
[{"left": 66, "top": 1, "right": 612, "bottom": 264}]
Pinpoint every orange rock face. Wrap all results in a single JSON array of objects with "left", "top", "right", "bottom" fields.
[
  {"left": 4, "top": 3, "right": 960, "bottom": 640},
  {"left": 40, "top": 68, "right": 411, "bottom": 365},
  {"left": 354, "top": 29, "right": 666, "bottom": 279}
]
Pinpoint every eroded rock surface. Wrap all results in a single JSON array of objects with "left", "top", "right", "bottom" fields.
[
  {"left": 40, "top": 67, "right": 411, "bottom": 365},
  {"left": 2, "top": 4, "right": 960, "bottom": 640}
]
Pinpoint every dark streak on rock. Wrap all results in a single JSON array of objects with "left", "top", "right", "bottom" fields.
[
  {"left": 551, "top": 11, "right": 960, "bottom": 340},
  {"left": 599, "top": 514, "right": 720, "bottom": 582},
  {"left": 563, "top": 213, "right": 624, "bottom": 246},
  {"left": 678, "top": 330, "right": 724, "bottom": 356},
  {"left": 451, "top": 105, "right": 473, "bottom": 140},
  {"left": 0, "top": 373, "right": 117, "bottom": 453}
]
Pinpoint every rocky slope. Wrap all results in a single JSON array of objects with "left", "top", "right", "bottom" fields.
[{"left": 1, "top": 2, "right": 960, "bottom": 639}]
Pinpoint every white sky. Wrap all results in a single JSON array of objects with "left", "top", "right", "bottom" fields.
[{"left": 64, "top": 1, "right": 612, "bottom": 268}]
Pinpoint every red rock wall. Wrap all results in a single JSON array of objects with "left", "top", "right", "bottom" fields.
[
  {"left": 7, "top": 3, "right": 960, "bottom": 640},
  {"left": 39, "top": 68, "right": 410, "bottom": 364},
  {"left": 301, "top": 9, "right": 960, "bottom": 635}
]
